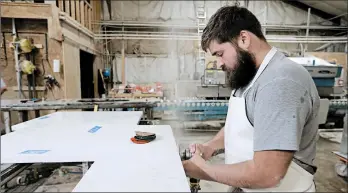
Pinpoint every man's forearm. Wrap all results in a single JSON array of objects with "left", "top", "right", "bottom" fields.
[
  {"left": 199, "top": 160, "right": 271, "bottom": 189},
  {"left": 204, "top": 127, "right": 225, "bottom": 152}
]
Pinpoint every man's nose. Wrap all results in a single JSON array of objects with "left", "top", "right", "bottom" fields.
[{"left": 216, "top": 58, "right": 224, "bottom": 68}]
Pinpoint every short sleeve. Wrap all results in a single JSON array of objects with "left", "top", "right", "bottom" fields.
[{"left": 253, "top": 78, "right": 311, "bottom": 152}]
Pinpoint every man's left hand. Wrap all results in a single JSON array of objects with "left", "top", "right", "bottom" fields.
[{"left": 182, "top": 144, "right": 211, "bottom": 180}]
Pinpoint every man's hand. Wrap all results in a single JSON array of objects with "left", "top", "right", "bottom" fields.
[
  {"left": 183, "top": 144, "right": 213, "bottom": 180},
  {"left": 189, "top": 143, "right": 216, "bottom": 161}
]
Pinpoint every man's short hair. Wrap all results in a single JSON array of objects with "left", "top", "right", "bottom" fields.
[{"left": 201, "top": 5, "right": 266, "bottom": 52}]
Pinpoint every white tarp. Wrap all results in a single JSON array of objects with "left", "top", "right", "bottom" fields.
[
  {"left": 103, "top": 0, "right": 341, "bottom": 98},
  {"left": 104, "top": 0, "right": 333, "bottom": 25}
]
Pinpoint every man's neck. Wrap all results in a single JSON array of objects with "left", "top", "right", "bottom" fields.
[{"left": 252, "top": 42, "right": 272, "bottom": 68}]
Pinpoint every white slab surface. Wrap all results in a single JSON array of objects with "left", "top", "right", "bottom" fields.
[
  {"left": 11, "top": 111, "right": 143, "bottom": 131},
  {"left": 1, "top": 112, "right": 190, "bottom": 192},
  {"left": 72, "top": 125, "right": 190, "bottom": 192},
  {"left": 2, "top": 112, "right": 143, "bottom": 163}
]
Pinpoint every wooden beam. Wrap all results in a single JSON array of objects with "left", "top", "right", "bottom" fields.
[
  {"left": 84, "top": 3, "right": 88, "bottom": 28},
  {"left": 65, "top": 0, "right": 70, "bottom": 16},
  {"left": 88, "top": 7, "right": 92, "bottom": 30},
  {"left": 70, "top": 0, "right": 76, "bottom": 19},
  {"left": 58, "top": 0, "right": 64, "bottom": 11},
  {"left": 12, "top": 86, "right": 46, "bottom": 91},
  {"left": 80, "top": 0, "right": 85, "bottom": 26},
  {"left": 75, "top": 0, "right": 80, "bottom": 22},
  {"left": 0, "top": 2, "right": 51, "bottom": 18},
  {"left": 93, "top": 0, "right": 101, "bottom": 32}
]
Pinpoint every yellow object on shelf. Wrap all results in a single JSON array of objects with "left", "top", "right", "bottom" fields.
[
  {"left": 20, "top": 60, "right": 36, "bottom": 74},
  {"left": 19, "top": 39, "right": 34, "bottom": 53}
]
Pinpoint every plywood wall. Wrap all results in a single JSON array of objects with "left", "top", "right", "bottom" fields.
[
  {"left": 0, "top": 18, "right": 64, "bottom": 100},
  {"left": 62, "top": 41, "right": 81, "bottom": 99}
]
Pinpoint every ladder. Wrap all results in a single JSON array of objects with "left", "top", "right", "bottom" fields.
[{"left": 196, "top": 1, "right": 206, "bottom": 62}]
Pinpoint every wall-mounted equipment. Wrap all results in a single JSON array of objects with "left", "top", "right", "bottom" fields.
[
  {"left": 203, "top": 69, "right": 227, "bottom": 85},
  {"left": 19, "top": 39, "right": 34, "bottom": 53},
  {"left": 20, "top": 60, "right": 36, "bottom": 74},
  {"left": 201, "top": 55, "right": 227, "bottom": 86},
  {"left": 288, "top": 56, "right": 343, "bottom": 88}
]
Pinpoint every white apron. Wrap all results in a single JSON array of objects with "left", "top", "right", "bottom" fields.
[{"left": 224, "top": 47, "right": 316, "bottom": 192}]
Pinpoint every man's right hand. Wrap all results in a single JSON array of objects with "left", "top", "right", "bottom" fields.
[{"left": 189, "top": 143, "right": 216, "bottom": 161}]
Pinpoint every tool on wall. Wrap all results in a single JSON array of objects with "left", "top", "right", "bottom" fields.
[
  {"left": 44, "top": 75, "right": 60, "bottom": 90},
  {"left": 180, "top": 148, "right": 201, "bottom": 193},
  {"left": 10, "top": 35, "right": 39, "bottom": 100}
]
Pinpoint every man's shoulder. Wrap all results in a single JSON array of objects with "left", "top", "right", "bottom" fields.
[{"left": 256, "top": 52, "right": 315, "bottom": 91}]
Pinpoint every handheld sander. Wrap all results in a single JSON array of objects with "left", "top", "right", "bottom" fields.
[
  {"left": 130, "top": 131, "right": 156, "bottom": 144},
  {"left": 180, "top": 148, "right": 201, "bottom": 193}
]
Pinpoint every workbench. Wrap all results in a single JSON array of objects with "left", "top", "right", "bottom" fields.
[
  {"left": 0, "top": 98, "right": 159, "bottom": 134},
  {"left": 1, "top": 111, "right": 190, "bottom": 192}
]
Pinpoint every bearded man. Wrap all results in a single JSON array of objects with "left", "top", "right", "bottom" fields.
[{"left": 182, "top": 5, "right": 320, "bottom": 192}]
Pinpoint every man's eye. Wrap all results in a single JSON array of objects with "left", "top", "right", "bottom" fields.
[{"left": 217, "top": 53, "right": 223, "bottom": 57}]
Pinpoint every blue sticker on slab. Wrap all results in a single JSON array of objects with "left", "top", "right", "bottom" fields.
[
  {"left": 88, "top": 126, "right": 102, "bottom": 133},
  {"left": 20, "top": 150, "right": 50, "bottom": 154},
  {"left": 39, "top": 116, "right": 49, "bottom": 120}
]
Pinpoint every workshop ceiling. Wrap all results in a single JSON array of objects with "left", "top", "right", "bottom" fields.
[{"left": 297, "top": 0, "right": 348, "bottom": 21}]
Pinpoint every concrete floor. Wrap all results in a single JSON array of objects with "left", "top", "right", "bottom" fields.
[{"left": 165, "top": 120, "right": 348, "bottom": 192}]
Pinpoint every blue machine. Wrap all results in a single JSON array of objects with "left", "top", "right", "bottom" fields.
[
  {"left": 287, "top": 56, "right": 343, "bottom": 87},
  {"left": 154, "top": 100, "right": 229, "bottom": 121}
]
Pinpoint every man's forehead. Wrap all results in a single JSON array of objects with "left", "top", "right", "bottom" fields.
[{"left": 208, "top": 40, "right": 229, "bottom": 55}]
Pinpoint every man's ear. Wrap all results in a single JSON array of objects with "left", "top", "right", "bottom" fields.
[{"left": 237, "top": 31, "right": 250, "bottom": 50}]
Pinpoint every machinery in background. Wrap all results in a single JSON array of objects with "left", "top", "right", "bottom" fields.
[
  {"left": 0, "top": 163, "right": 85, "bottom": 192},
  {"left": 154, "top": 99, "right": 229, "bottom": 122},
  {"left": 155, "top": 56, "right": 347, "bottom": 130},
  {"left": 197, "top": 56, "right": 231, "bottom": 99},
  {"left": 288, "top": 56, "right": 344, "bottom": 97},
  {"left": 202, "top": 69, "right": 226, "bottom": 86}
]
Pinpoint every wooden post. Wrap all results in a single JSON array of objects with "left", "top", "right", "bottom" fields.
[
  {"left": 88, "top": 7, "right": 92, "bottom": 30},
  {"left": 80, "top": 0, "right": 85, "bottom": 26},
  {"left": 65, "top": 0, "right": 70, "bottom": 16},
  {"left": 71, "top": 0, "right": 76, "bottom": 19},
  {"left": 76, "top": 0, "right": 80, "bottom": 22},
  {"left": 58, "top": 0, "right": 64, "bottom": 11},
  {"left": 84, "top": 3, "right": 88, "bottom": 28}
]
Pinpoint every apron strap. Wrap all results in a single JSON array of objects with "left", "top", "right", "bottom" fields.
[{"left": 241, "top": 47, "right": 278, "bottom": 97}]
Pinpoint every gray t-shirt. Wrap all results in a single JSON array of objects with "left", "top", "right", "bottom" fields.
[{"left": 235, "top": 51, "right": 320, "bottom": 169}]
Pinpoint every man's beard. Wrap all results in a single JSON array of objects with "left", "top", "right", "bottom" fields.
[{"left": 222, "top": 49, "right": 257, "bottom": 90}]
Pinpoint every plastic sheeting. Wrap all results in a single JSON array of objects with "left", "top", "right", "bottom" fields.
[
  {"left": 115, "top": 53, "right": 201, "bottom": 83},
  {"left": 104, "top": 0, "right": 333, "bottom": 25},
  {"left": 104, "top": 0, "right": 340, "bottom": 98}
]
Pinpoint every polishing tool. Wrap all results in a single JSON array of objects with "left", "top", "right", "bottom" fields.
[{"left": 131, "top": 131, "right": 156, "bottom": 144}]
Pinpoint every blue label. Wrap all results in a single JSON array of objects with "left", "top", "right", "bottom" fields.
[
  {"left": 39, "top": 116, "right": 49, "bottom": 120},
  {"left": 88, "top": 126, "right": 102, "bottom": 133},
  {"left": 20, "top": 150, "right": 50, "bottom": 154}
]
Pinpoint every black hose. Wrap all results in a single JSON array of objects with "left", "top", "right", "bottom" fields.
[{"left": 2, "top": 32, "right": 8, "bottom": 66}]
